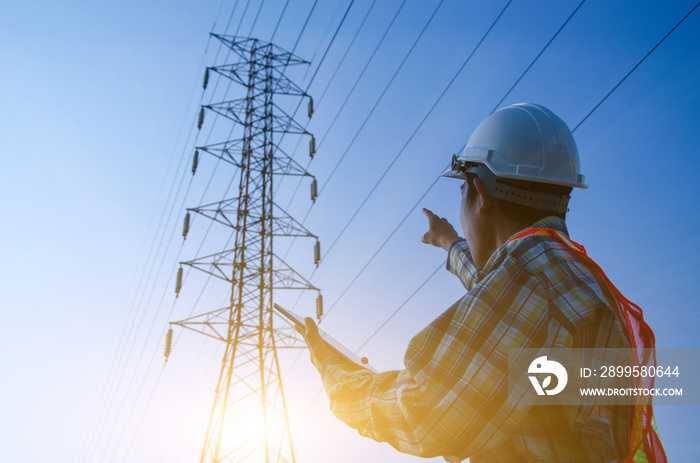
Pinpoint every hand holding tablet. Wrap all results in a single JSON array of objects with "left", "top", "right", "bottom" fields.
[{"left": 273, "top": 303, "right": 377, "bottom": 373}]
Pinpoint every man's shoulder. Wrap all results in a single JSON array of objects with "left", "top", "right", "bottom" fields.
[
  {"left": 504, "top": 217, "right": 579, "bottom": 273},
  {"left": 502, "top": 219, "right": 617, "bottom": 329},
  {"left": 510, "top": 231, "right": 579, "bottom": 269},
  {"left": 479, "top": 217, "right": 592, "bottom": 289}
]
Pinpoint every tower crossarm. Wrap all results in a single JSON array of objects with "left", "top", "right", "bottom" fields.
[
  {"left": 204, "top": 100, "right": 308, "bottom": 136},
  {"left": 181, "top": 250, "right": 319, "bottom": 292},
  {"left": 197, "top": 141, "right": 312, "bottom": 177},
  {"left": 189, "top": 198, "right": 317, "bottom": 239},
  {"left": 208, "top": 63, "right": 307, "bottom": 97},
  {"left": 270, "top": 254, "right": 319, "bottom": 291},
  {"left": 172, "top": 305, "right": 304, "bottom": 349},
  {"left": 211, "top": 34, "right": 309, "bottom": 67}
]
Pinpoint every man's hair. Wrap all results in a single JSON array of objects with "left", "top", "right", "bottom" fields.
[{"left": 466, "top": 173, "right": 572, "bottom": 225}]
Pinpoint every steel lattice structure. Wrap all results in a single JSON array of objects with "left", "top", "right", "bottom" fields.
[{"left": 171, "top": 35, "right": 320, "bottom": 463}]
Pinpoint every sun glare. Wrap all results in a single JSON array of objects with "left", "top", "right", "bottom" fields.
[{"left": 215, "top": 401, "right": 291, "bottom": 458}]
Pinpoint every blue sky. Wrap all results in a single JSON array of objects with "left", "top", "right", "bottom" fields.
[{"left": 2, "top": 0, "right": 699, "bottom": 461}]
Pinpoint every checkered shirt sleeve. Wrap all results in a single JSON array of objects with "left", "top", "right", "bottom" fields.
[{"left": 313, "top": 217, "right": 631, "bottom": 462}]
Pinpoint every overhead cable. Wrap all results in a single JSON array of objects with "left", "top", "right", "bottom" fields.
[
  {"left": 491, "top": 0, "right": 587, "bottom": 113},
  {"left": 573, "top": 1, "right": 700, "bottom": 132},
  {"left": 319, "top": 0, "right": 513, "bottom": 261}
]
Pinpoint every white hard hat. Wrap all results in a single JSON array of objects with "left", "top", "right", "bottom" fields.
[{"left": 443, "top": 103, "right": 587, "bottom": 213}]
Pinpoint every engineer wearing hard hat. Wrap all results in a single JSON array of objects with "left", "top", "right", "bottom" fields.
[{"left": 299, "top": 103, "right": 665, "bottom": 462}]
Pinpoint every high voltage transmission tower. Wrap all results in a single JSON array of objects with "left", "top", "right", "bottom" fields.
[{"left": 167, "top": 35, "right": 323, "bottom": 463}]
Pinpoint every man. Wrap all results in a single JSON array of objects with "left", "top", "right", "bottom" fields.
[{"left": 299, "top": 103, "right": 665, "bottom": 462}]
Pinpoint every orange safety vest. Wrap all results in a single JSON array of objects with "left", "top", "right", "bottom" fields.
[{"left": 509, "top": 228, "right": 667, "bottom": 463}]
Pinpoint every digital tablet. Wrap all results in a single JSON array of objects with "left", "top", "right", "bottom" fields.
[{"left": 273, "top": 303, "right": 378, "bottom": 373}]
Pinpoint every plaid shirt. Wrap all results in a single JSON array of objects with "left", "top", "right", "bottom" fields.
[{"left": 314, "top": 217, "right": 633, "bottom": 462}]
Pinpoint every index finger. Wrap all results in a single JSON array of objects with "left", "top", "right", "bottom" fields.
[{"left": 304, "top": 317, "right": 320, "bottom": 339}]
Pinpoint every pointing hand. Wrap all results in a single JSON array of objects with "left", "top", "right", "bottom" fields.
[{"left": 421, "top": 208, "right": 461, "bottom": 251}]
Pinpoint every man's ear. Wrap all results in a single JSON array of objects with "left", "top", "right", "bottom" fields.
[{"left": 472, "top": 177, "right": 493, "bottom": 216}]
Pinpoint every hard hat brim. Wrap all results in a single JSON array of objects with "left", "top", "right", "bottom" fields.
[{"left": 444, "top": 154, "right": 588, "bottom": 189}]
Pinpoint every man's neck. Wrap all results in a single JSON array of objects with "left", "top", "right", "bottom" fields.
[
  {"left": 476, "top": 216, "right": 537, "bottom": 267},
  {"left": 495, "top": 217, "right": 534, "bottom": 248}
]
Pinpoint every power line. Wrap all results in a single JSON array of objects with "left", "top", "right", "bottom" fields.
[
  {"left": 280, "top": 3, "right": 699, "bottom": 459},
  {"left": 280, "top": 0, "right": 440, "bottom": 263},
  {"left": 289, "top": 0, "right": 585, "bottom": 274},
  {"left": 291, "top": 0, "right": 319, "bottom": 56},
  {"left": 283, "top": 1, "right": 512, "bottom": 321},
  {"left": 323, "top": 173, "right": 443, "bottom": 318},
  {"left": 301, "top": 0, "right": 356, "bottom": 89},
  {"left": 318, "top": 0, "right": 513, "bottom": 262},
  {"left": 491, "top": 0, "right": 587, "bottom": 113},
  {"left": 317, "top": 0, "right": 427, "bottom": 195},
  {"left": 92, "top": 81, "right": 225, "bottom": 463},
  {"left": 280, "top": 0, "right": 382, "bottom": 210},
  {"left": 105, "top": 177, "right": 240, "bottom": 461},
  {"left": 280, "top": 0, "right": 443, "bottom": 273},
  {"left": 234, "top": 0, "right": 253, "bottom": 36},
  {"left": 314, "top": 0, "right": 379, "bottom": 109},
  {"left": 81, "top": 4, "right": 250, "bottom": 459},
  {"left": 357, "top": 262, "right": 444, "bottom": 351},
  {"left": 291, "top": 0, "right": 695, "bottom": 427},
  {"left": 269, "top": 0, "right": 291, "bottom": 42},
  {"left": 306, "top": 0, "right": 348, "bottom": 70},
  {"left": 286, "top": 0, "right": 516, "bottom": 426},
  {"left": 270, "top": 0, "right": 360, "bottom": 199},
  {"left": 273, "top": 0, "right": 358, "bottom": 130},
  {"left": 220, "top": 0, "right": 240, "bottom": 39},
  {"left": 265, "top": 0, "right": 335, "bottom": 153},
  {"left": 317, "top": 0, "right": 589, "bottom": 313},
  {"left": 247, "top": 0, "right": 266, "bottom": 36},
  {"left": 80, "top": 40, "right": 215, "bottom": 463},
  {"left": 573, "top": 0, "right": 700, "bottom": 132},
  {"left": 324, "top": 0, "right": 699, "bottom": 369}
]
